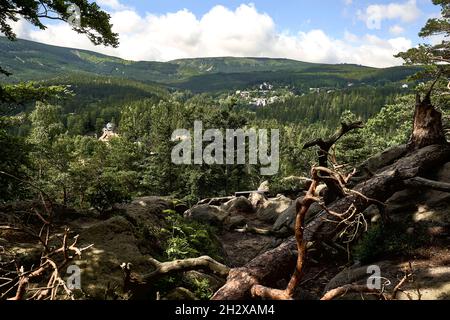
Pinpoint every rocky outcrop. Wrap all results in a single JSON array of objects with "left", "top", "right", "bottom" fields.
[
  {"left": 220, "top": 196, "right": 254, "bottom": 215},
  {"left": 248, "top": 192, "right": 266, "bottom": 209},
  {"left": 225, "top": 215, "right": 247, "bottom": 230},
  {"left": 184, "top": 205, "right": 229, "bottom": 226},
  {"left": 255, "top": 195, "right": 292, "bottom": 223}
]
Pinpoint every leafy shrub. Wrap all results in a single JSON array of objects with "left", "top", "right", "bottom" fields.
[
  {"left": 161, "top": 210, "right": 223, "bottom": 261},
  {"left": 190, "top": 278, "right": 213, "bottom": 300}
]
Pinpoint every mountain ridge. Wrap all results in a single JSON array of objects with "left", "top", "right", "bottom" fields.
[{"left": 0, "top": 37, "right": 419, "bottom": 92}]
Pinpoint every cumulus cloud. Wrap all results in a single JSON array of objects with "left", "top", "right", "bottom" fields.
[
  {"left": 358, "top": 0, "right": 420, "bottom": 30},
  {"left": 7, "top": 3, "right": 413, "bottom": 68},
  {"left": 96, "top": 0, "right": 129, "bottom": 11},
  {"left": 389, "top": 25, "right": 405, "bottom": 35}
]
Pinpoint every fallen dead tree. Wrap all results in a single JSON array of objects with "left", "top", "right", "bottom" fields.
[
  {"left": 212, "top": 143, "right": 450, "bottom": 300},
  {"left": 304, "top": 144, "right": 450, "bottom": 242},
  {"left": 213, "top": 88, "right": 450, "bottom": 300}
]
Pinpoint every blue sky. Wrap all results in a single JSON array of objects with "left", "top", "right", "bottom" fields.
[
  {"left": 114, "top": 0, "right": 438, "bottom": 42},
  {"left": 10, "top": 0, "right": 444, "bottom": 67}
]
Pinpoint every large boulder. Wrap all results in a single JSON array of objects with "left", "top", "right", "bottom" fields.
[
  {"left": 248, "top": 192, "right": 267, "bottom": 210},
  {"left": 354, "top": 144, "right": 408, "bottom": 178},
  {"left": 256, "top": 195, "right": 293, "bottom": 223},
  {"left": 423, "top": 162, "right": 450, "bottom": 211},
  {"left": 184, "top": 205, "right": 229, "bottom": 226},
  {"left": 74, "top": 215, "right": 155, "bottom": 299},
  {"left": 224, "top": 215, "right": 247, "bottom": 230},
  {"left": 118, "top": 196, "right": 171, "bottom": 224},
  {"left": 272, "top": 199, "right": 322, "bottom": 234},
  {"left": 220, "top": 196, "right": 254, "bottom": 215},
  {"left": 383, "top": 162, "right": 450, "bottom": 227}
]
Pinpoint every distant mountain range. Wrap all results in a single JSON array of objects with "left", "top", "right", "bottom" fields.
[{"left": 0, "top": 37, "right": 420, "bottom": 93}]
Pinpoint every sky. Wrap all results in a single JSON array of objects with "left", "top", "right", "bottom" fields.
[{"left": 8, "top": 0, "right": 444, "bottom": 67}]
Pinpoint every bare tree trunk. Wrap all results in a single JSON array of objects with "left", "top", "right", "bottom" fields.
[{"left": 409, "top": 93, "right": 447, "bottom": 150}]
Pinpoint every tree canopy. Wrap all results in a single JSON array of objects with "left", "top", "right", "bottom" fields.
[
  {"left": 0, "top": 0, "right": 119, "bottom": 48},
  {"left": 396, "top": 0, "right": 449, "bottom": 82}
]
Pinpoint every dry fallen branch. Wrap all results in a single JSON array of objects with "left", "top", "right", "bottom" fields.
[
  {"left": 121, "top": 255, "right": 229, "bottom": 297},
  {"left": 1, "top": 227, "right": 92, "bottom": 300}
]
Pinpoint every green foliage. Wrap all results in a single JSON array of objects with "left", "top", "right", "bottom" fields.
[
  {"left": 161, "top": 210, "right": 223, "bottom": 262},
  {"left": 0, "top": 117, "right": 31, "bottom": 201},
  {"left": 334, "top": 96, "right": 414, "bottom": 167},
  {"left": 24, "top": 104, "right": 140, "bottom": 210},
  {"left": 0, "top": 82, "right": 73, "bottom": 106},
  {"left": 395, "top": 0, "right": 449, "bottom": 97},
  {"left": 84, "top": 170, "right": 133, "bottom": 214},
  {"left": 0, "top": 0, "right": 118, "bottom": 47},
  {"left": 28, "top": 102, "right": 65, "bottom": 144},
  {"left": 189, "top": 278, "right": 213, "bottom": 300},
  {"left": 255, "top": 86, "right": 405, "bottom": 126},
  {"left": 353, "top": 223, "right": 429, "bottom": 263}
]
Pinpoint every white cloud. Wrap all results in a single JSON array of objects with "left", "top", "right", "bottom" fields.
[
  {"left": 359, "top": 0, "right": 421, "bottom": 30},
  {"left": 7, "top": 3, "right": 413, "bottom": 68},
  {"left": 389, "top": 25, "right": 405, "bottom": 35},
  {"left": 344, "top": 0, "right": 353, "bottom": 5},
  {"left": 96, "top": 0, "right": 129, "bottom": 11},
  {"left": 344, "top": 30, "right": 359, "bottom": 43}
]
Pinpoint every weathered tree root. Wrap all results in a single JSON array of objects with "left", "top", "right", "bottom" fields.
[
  {"left": 121, "top": 256, "right": 229, "bottom": 296},
  {"left": 320, "top": 284, "right": 383, "bottom": 300}
]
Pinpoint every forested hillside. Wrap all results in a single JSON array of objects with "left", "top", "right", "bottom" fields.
[{"left": 0, "top": 37, "right": 421, "bottom": 93}]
